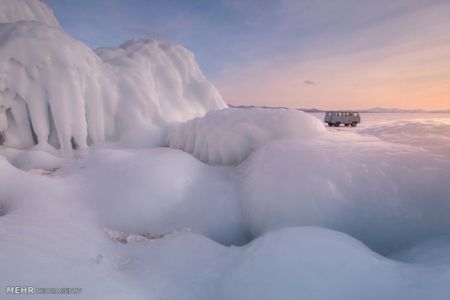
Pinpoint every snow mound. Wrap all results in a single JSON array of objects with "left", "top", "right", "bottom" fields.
[
  {"left": 0, "top": 4, "right": 225, "bottom": 150},
  {"left": 223, "top": 227, "right": 401, "bottom": 300},
  {"left": 169, "top": 108, "right": 326, "bottom": 164},
  {"left": 0, "top": 0, "right": 59, "bottom": 27},
  {"left": 63, "top": 148, "right": 247, "bottom": 245},
  {"left": 239, "top": 137, "right": 450, "bottom": 254},
  {"left": 2, "top": 147, "right": 450, "bottom": 299},
  {"left": 0, "top": 156, "right": 151, "bottom": 300},
  {"left": 223, "top": 227, "right": 450, "bottom": 300},
  {"left": 360, "top": 119, "right": 450, "bottom": 155}
]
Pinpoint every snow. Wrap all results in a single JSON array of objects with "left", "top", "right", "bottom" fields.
[
  {"left": 0, "top": 147, "right": 67, "bottom": 171},
  {"left": 0, "top": 155, "right": 147, "bottom": 299},
  {"left": 0, "top": 0, "right": 60, "bottom": 27},
  {"left": 169, "top": 107, "right": 326, "bottom": 164},
  {"left": 360, "top": 118, "right": 450, "bottom": 155},
  {"left": 238, "top": 135, "right": 450, "bottom": 254},
  {"left": 1, "top": 0, "right": 450, "bottom": 299},
  {"left": 62, "top": 148, "right": 247, "bottom": 246},
  {"left": 223, "top": 227, "right": 450, "bottom": 300},
  {"left": 1, "top": 114, "right": 450, "bottom": 299},
  {"left": 1, "top": 157, "right": 450, "bottom": 300},
  {"left": 0, "top": 3, "right": 225, "bottom": 150}
]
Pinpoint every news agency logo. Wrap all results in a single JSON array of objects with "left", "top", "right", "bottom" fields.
[
  {"left": 6, "top": 286, "right": 82, "bottom": 295},
  {"left": 6, "top": 286, "right": 34, "bottom": 294}
]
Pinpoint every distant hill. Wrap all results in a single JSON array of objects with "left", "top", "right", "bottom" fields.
[
  {"left": 356, "top": 107, "right": 450, "bottom": 113},
  {"left": 364, "top": 107, "right": 427, "bottom": 113}
]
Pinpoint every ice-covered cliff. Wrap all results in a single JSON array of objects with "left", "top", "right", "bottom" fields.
[{"left": 0, "top": 0, "right": 226, "bottom": 150}]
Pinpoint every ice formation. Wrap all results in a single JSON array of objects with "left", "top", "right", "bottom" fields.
[
  {"left": 64, "top": 148, "right": 247, "bottom": 246},
  {"left": 169, "top": 108, "right": 326, "bottom": 164},
  {"left": 0, "top": 0, "right": 60, "bottom": 26},
  {"left": 238, "top": 136, "right": 450, "bottom": 254},
  {"left": 2, "top": 114, "right": 450, "bottom": 299},
  {"left": 0, "top": 0, "right": 225, "bottom": 150},
  {"left": 1, "top": 1, "right": 450, "bottom": 299},
  {"left": 222, "top": 227, "right": 450, "bottom": 300},
  {"left": 1, "top": 151, "right": 450, "bottom": 300},
  {"left": 0, "top": 104, "right": 7, "bottom": 136}
]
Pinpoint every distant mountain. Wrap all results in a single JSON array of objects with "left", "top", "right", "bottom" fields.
[
  {"left": 364, "top": 107, "right": 427, "bottom": 113},
  {"left": 228, "top": 104, "right": 325, "bottom": 113},
  {"left": 297, "top": 108, "right": 325, "bottom": 113},
  {"left": 433, "top": 109, "right": 450, "bottom": 113},
  {"left": 228, "top": 104, "right": 289, "bottom": 110},
  {"left": 364, "top": 107, "right": 450, "bottom": 113}
]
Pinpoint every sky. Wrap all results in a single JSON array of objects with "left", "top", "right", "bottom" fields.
[{"left": 44, "top": 0, "right": 450, "bottom": 110}]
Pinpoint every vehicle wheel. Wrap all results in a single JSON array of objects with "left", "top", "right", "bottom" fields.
[
  {"left": 345, "top": 124, "right": 349, "bottom": 127},
  {"left": 328, "top": 122, "right": 333, "bottom": 127},
  {"left": 351, "top": 122, "right": 357, "bottom": 127},
  {"left": 334, "top": 122, "right": 340, "bottom": 127}
]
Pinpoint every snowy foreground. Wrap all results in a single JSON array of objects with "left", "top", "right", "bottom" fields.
[
  {"left": 1, "top": 111, "right": 450, "bottom": 300},
  {"left": 1, "top": 1, "right": 450, "bottom": 299}
]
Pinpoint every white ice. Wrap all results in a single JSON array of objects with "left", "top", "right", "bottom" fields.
[
  {"left": 169, "top": 107, "right": 326, "bottom": 164},
  {"left": 0, "top": 0, "right": 59, "bottom": 27},
  {"left": 1, "top": 1, "right": 450, "bottom": 299},
  {"left": 0, "top": 2, "right": 225, "bottom": 150}
]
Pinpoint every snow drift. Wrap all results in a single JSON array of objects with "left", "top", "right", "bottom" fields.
[
  {"left": 1, "top": 1, "right": 450, "bottom": 299},
  {"left": 0, "top": 155, "right": 148, "bottom": 300},
  {"left": 238, "top": 135, "right": 450, "bottom": 254},
  {"left": 1, "top": 115, "right": 450, "bottom": 299},
  {"left": 169, "top": 108, "right": 326, "bottom": 164},
  {"left": 0, "top": 0, "right": 225, "bottom": 150},
  {"left": 63, "top": 148, "right": 247, "bottom": 246},
  {"left": 222, "top": 227, "right": 450, "bottom": 300}
]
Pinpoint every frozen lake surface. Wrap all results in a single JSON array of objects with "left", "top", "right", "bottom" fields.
[
  {"left": 311, "top": 112, "right": 450, "bottom": 127},
  {"left": 1, "top": 1, "right": 449, "bottom": 298},
  {"left": 1, "top": 109, "right": 450, "bottom": 300}
]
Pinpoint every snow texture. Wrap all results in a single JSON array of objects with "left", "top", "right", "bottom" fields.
[
  {"left": 1, "top": 1, "right": 450, "bottom": 299},
  {"left": 0, "top": 0, "right": 60, "bottom": 27},
  {"left": 1, "top": 115, "right": 450, "bottom": 299},
  {"left": 169, "top": 107, "right": 326, "bottom": 164},
  {"left": 238, "top": 135, "right": 450, "bottom": 254},
  {"left": 63, "top": 148, "right": 247, "bottom": 246},
  {"left": 360, "top": 119, "right": 450, "bottom": 155},
  {"left": 0, "top": 1, "right": 226, "bottom": 150}
]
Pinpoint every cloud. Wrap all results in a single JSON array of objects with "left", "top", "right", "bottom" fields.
[{"left": 304, "top": 80, "right": 315, "bottom": 85}]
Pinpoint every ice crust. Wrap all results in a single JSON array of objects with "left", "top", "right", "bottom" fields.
[
  {"left": 64, "top": 148, "right": 248, "bottom": 246},
  {"left": 2, "top": 115, "right": 450, "bottom": 299},
  {"left": 0, "top": 2, "right": 225, "bottom": 150},
  {"left": 169, "top": 107, "right": 326, "bottom": 164},
  {"left": 239, "top": 136, "right": 450, "bottom": 254},
  {"left": 1, "top": 1, "right": 450, "bottom": 299}
]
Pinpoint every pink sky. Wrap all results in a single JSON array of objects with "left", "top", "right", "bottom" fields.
[{"left": 214, "top": 2, "right": 450, "bottom": 110}]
